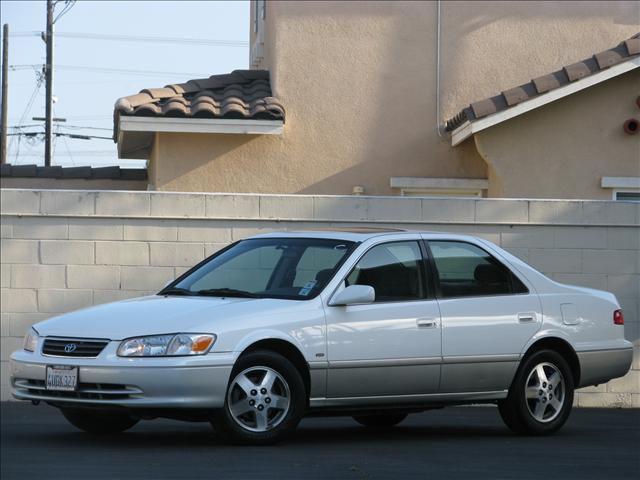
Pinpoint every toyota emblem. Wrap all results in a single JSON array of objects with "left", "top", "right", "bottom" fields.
[{"left": 64, "top": 343, "right": 77, "bottom": 353}]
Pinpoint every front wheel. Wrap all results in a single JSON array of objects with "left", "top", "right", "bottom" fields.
[
  {"left": 211, "top": 350, "right": 306, "bottom": 445},
  {"left": 498, "top": 349, "right": 574, "bottom": 435},
  {"left": 353, "top": 413, "right": 408, "bottom": 428},
  {"left": 61, "top": 408, "right": 139, "bottom": 434}
]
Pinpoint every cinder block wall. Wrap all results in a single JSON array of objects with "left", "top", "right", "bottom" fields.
[{"left": 1, "top": 189, "right": 638, "bottom": 405}]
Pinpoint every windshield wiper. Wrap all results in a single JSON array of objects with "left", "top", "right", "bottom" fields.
[
  {"left": 159, "top": 287, "right": 195, "bottom": 296},
  {"left": 195, "top": 288, "right": 258, "bottom": 298}
]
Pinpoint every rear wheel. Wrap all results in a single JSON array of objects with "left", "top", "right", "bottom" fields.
[
  {"left": 498, "top": 349, "right": 574, "bottom": 435},
  {"left": 211, "top": 350, "right": 306, "bottom": 445},
  {"left": 61, "top": 408, "right": 139, "bottom": 434},
  {"left": 353, "top": 413, "right": 408, "bottom": 428}
]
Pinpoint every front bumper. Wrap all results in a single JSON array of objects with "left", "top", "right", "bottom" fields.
[{"left": 10, "top": 343, "right": 235, "bottom": 409}]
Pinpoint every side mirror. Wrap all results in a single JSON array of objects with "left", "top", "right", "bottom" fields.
[{"left": 329, "top": 285, "right": 375, "bottom": 306}]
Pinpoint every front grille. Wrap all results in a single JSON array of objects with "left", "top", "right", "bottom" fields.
[
  {"left": 13, "top": 379, "right": 142, "bottom": 401},
  {"left": 42, "top": 337, "right": 109, "bottom": 358}
]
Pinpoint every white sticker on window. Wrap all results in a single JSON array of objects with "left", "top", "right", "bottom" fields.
[{"left": 298, "top": 280, "right": 317, "bottom": 296}]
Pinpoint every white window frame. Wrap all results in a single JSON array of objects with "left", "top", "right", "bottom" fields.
[
  {"left": 400, "top": 188, "right": 483, "bottom": 198},
  {"left": 612, "top": 189, "right": 640, "bottom": 201},
  {"left": 600, "top": 177, "right": 640, "bottom": 201},
  {"left": 390, "top": 177, "right": 488, "bottom": 198}
]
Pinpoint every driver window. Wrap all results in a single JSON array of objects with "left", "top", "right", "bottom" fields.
[{"left": 346, "top": 241, "right": 426, "bottom": 302}]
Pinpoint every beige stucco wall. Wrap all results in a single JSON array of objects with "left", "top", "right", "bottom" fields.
[
  {"left": 0, "top": 177, "right": 147, "bottom": 191},
  {"left": 474, "top": 70, "right": 640, "bottom": 199}
]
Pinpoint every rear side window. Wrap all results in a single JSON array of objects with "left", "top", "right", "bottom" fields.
[
  {"left": 346, "top": 241, "right": 426, "bottom": 302},
  {"left": 428, "top": 241, "right": 527, "bottom": 298}
]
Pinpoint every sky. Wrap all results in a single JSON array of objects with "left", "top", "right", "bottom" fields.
[{"left": 1, "top": 0, "right": 249, "bottom": 168}]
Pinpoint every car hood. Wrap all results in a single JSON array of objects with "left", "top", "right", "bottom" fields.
[{"left": 33, "top": 295, "right": 278, "bottom": 340}]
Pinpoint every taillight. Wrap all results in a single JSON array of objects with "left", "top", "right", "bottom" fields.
[{"left": 613, "top": 309, "right": 624, "bottom": 325}]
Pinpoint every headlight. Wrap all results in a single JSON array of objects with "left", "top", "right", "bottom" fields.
[
  {"left": 23, "top": 328, "right": 39, "bottom": 352},
  {"left": 117, "top": 333, "right": 216, "bottom": 357}
]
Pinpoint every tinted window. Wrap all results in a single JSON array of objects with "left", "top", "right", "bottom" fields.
[
  {"left": 429, "top": 241, "right": 527, "bottom": 298},
  {"left": 346, "top": 241, "right": 426, "bottom": 302},
  {"left": 171, "top": 238, "right": 353, "bottom": 300}
]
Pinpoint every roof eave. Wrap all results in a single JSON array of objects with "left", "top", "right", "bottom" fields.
[{"left": 450, "top": 56, "right": 640, "bottom": 147}]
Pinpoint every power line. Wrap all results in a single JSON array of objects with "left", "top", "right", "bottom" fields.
[
  {"left": 10, "top": 30, "right": 248, "bottom": 47},
  {"left": 10, "top": 64, "right": 210, "bottom": 78}
]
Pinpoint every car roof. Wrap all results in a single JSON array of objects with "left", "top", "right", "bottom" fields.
[{"left": 248, "top": 228, "right": 480, "bottom": 243}]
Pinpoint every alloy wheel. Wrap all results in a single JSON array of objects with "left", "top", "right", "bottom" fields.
[
  {"left": 227, "top": 366, "right": 291, "bottom": 432},
  {"left": 525, "top": 362, "right": 565, "bottom": 423}
]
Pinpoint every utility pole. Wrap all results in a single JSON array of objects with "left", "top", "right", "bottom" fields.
[
  {"left": 1, "top": 24, "right": 8, "bottom": 165},
  {"left": 44, "top": 0, "right": 54, "bottom": 166}
]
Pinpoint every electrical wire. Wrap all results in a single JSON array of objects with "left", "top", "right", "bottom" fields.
[
  {"left": 53, "top": 1, "right": 77, "bottom": 24},
  {"left": 10, "top": 30, "right": 248, "bottom": 47},
  {"left": 10, "top": 64, "right": 210, "bottom": 78}
]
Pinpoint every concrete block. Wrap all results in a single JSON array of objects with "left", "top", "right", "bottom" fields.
[
  {"left": 260, "top": 196, "right": 313, "bottom": 219},
  {"left": 501, "top": 226, "right": 555, "bottom": 248},
  {"left": 553, "top": 274, "right": 607, "bottom": 291},
  {"left": 177, "top": 220, "right": 232, "bottom": 243},
  {"left": 606, "top": 370, "right": 639, "bottom": 393},
  {"left": 121, "top": 266, "right": 175, "bottom": 291},
  {"left": 67, "top": 265, "right": 120, "bottom": 290},
  {"left": 606, "top": 227, "right": 640, "bottom": 250},
  {"left": 174, "top": 266, "right": 191, "bottom": 278},
  {"left": 40, "top": 191, "right": 95, "bottom": 215},
  {"left": 1, "top": 337, "right": 23, "bottom": 362},
  {"left": 554, "top": 227, "right": 607, "bottom": 249},
  {"left": 582, "top": 249, "right": 638, "bottom": 274},
  {"left": 576, "top": 392, "right": 633, "bottom": 408},
  {"left": 623, "top": 319, "right": 639, "bottom": 344},
  {"left": 0, "top": 190, "right": 40, "bottom": 214},
  {"left": 150, "top": 242, "right": 204, "bottom": 267},
  {"left": 0, "top": 314, "right": 9, "bottom": 337},
  {"left": 206, "top": 194, "right": 259, "bottom": 218},
  {"left": 150, "top": 193, "right": 205, "bottom": 217},
  {"left": 366, "top": 197, "right": 421, "bottom": 222},
  {"left": 11, "top": 265, "right": 66, "bottom": 289},
  {"left": 0, "top": 362, "right": 11, "bottom": 401},
  {"left": 577, "top": 383, "right": 607, "bottom": 393},
  {"left": 502, "top": 247, "right": 529, "bottom": 263},
  {"left": 41, "top": 240, "right": 94, "bottom": 265},
  {"left": 528, "top": 249, "right": 582, "bottom": 274},
  {"left": 123, "top": 219, "right": 177, "bottom": 241},
  {"left": 69, "top": 218, "right": 124, "bottom": 240},
  {"left": 7, "top": 312, "right": 51, "bottom": 337},
  {"left": 95, "top": 241, "right": 149, "bottom": 266},
  {"left": 528, "top": 200, "right": 582, "bottom": 225},
  {"left": 606, "top": 275, "right": 640, "bottom": 299},
  {"left": 582, "top": 201, "right": 638, "bottom": 225},
  {"left": 1, "top": 288, "right": 37, "bottom": 313},
  {"left": 13, "top": 217, "right": 68, "bottom": 239},
  {"left": 469, "top": 225, "right": 502, "bottom": 244},
  {"left": 205, "top": 243, "right": 229, "bottom": 257},
  {"left": 313, "top": 197, "right": 368, "bottom": 221},
  {"left": 93, "top": 289, "right": 143, "bottom": 305},
  {"left": 95, "top": 191, "right": 150, "bottom": 216},
  {"left": 37, "top": 289, "right": 93, "bottom": 313},
  {"left": 421, "top": 199, "right": 475, "bottom": 223},
  {"left": 1, "top": 264, "right": 9, "bottom": 288},
  {"left": 0, "top": 239, "right": 39, "bottom": 264},
  {"left": 1, "top": 217, "right": 13, "bottom": 238},
  {"left": 475, "top": 200, "right": 528, "bottom": 224}
]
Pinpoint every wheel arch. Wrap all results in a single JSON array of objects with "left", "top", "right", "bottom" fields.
[
  {"left": 239, "top": 338, "right": 311, "bottom": 401},
  {"left": 521, "top": 337, "right": 581, "bottom": 386}
]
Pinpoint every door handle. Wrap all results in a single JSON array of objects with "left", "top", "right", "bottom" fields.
[
  {"left": 518, "top": 313, "right": 536, "bottom": 323},
  {"left": 417, "top": 318, "right": 438, "bottom": 328}
]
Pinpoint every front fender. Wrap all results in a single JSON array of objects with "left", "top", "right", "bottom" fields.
[{"left": 233, "top": 329, "right": 310, "bottom": 360}]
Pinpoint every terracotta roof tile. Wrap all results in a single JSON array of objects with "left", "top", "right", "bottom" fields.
[
  {"left": 114, "top": 69, "right": 284, "bottom": 138},
  {"left": 445, "top": 34, "right": 640, "bottom": 132}
]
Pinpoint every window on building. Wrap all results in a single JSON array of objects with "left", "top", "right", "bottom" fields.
[{"left": 614, "top": 191, "right": 640, "bottom": 202}]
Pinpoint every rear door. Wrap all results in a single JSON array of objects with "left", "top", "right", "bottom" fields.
[
  {"left": 324, "top": 238, "right": 442, "bottom": 398},
  {"left": 424, "top": 238, "right": 541, "bottom": 393}
]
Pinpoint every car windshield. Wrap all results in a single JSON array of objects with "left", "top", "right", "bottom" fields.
[{"left": 162, "top": 238, "right": 355, "bottom": 300}]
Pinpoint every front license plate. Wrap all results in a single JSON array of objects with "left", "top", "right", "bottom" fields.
[{"left": 46, "top": 366, "right": 78, "bottom": 391}]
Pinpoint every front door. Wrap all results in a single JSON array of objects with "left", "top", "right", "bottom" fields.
[
  {"left": 426, "top": 239, "right": 542, "bottom": 393},
  {"left": 324, "top": 240, "right": 442, "bottom": 398}
]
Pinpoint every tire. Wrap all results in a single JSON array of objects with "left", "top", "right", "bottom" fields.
[
  {"left": 353, "top": 413, "right": 407, "bottom": 428},
  {"left": 211, "top": 350, "right": 306, "bottom": 445},
  {"left": 61, "top": 408, "right": 139, "bottom": 434},
  {"left": 498, "top": 349, "right": 574, "bottom": 436}
]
